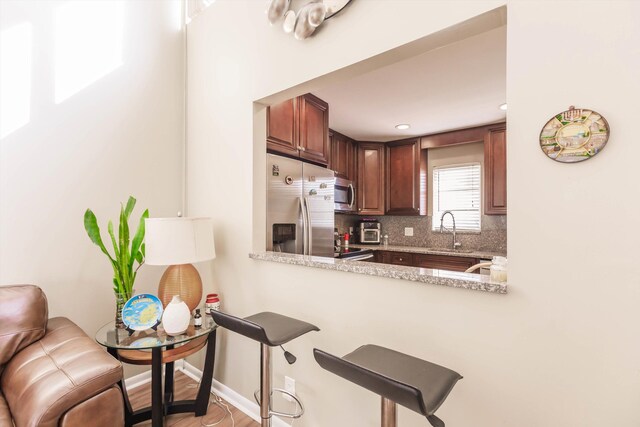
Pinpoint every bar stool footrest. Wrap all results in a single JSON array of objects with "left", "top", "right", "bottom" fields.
[{"left": 253, "top": 388, "right": 305, "bottom": 419}]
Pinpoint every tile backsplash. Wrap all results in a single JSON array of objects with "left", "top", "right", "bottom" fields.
[{"left": 335, "top": 214, "right": 507, "bottom": 254}]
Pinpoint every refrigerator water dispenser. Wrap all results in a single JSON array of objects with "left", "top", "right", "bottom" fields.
[{"left": 272, "top": 223, "right": 296, "bottom": 252}]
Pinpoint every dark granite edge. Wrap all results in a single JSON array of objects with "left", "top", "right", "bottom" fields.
[{"left": 249, "top": 252, "right": 508, "bottom": 295}]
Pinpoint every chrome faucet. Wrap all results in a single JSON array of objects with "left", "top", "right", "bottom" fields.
[{"left": 439, "top": 210, "right": 461, "bottom": 250}]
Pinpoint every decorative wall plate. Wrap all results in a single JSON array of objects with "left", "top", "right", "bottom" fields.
[
  {"left": 539, "top": 106, "right": 609, "bottom": 163},
  {"left": 267, "top": 0, "right": 353, "bottom": 40},
  {"left": 122, "top": 294, "right": 163, "bottom": 331}
]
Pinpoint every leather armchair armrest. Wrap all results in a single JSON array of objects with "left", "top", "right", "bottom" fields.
[
  {"left": 0, "top": 284, "right": 48, "bottom": 367},
  {"left": 1, "top": 318, "right": 123, "bottom": 427}
]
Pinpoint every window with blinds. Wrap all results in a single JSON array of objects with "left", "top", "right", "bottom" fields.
[{"left": 432, "top": 163, "right": 481, "bottom": 232}]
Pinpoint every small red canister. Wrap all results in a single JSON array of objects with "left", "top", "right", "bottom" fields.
[{"left": 205, "top": 294, "right": 220, "bottom": 314}]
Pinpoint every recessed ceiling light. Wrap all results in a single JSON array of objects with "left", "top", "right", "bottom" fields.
[
  {"left": 499, "top": 103, "right": 507, "bottom": 111},
  {"left": 395, "top": 124, "right": 410, "bottom": 130}
]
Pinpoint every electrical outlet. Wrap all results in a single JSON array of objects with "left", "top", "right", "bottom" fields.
[
  {"left": 404, "top": 227, "right": 414, "bottom": 237},
  {"left": 284, "top": 376, "right": 295, "bottom": 402}
]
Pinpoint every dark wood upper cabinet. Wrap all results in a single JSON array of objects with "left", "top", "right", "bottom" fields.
[
  {"left": 418, "top": 122, "right": 507, "bottom": 215},
  {"left": 357, "top": 142, "right": 385, "bottom": 215},
  {"left": 299, "top": 94, "right": 329, "bottom": 165},
  {"left": 421, "top": 124, "right": 493, "bottom": 149},
  {"left": 266, "top": 94, "right": 329, "bottom": 165},
  {"left": 348, "top": 141, "right": 356, "bottom": 182},
  {"left": 329, "top": 129, "right": 356, "bottom": 180},
  {"left": 385, "top": 138, "right": 427, "bottom": 215},
  {"left": 330, "top": 130, "right": 348, "bottom": 178},
  {"left": 266, "top": 98, "right": 298, "bottom": 156},
  {"left": 484, "top": 126, "right": 507, "bottom": 215}
]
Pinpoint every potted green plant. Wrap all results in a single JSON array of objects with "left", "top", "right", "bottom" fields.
[{"left": 84, "top": 196, "right": 149, "bottom": 328}]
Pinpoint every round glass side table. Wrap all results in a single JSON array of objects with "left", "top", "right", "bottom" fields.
[{"left": 96, "top": 317, "right": 217, "bottom": 427}]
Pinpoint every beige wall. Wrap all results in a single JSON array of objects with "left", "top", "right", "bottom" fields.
[
  {"left": 187, "top": 1, "right": 640, "bottom": 426},
  {"left": 0, "top": 0, "right": 185, "bottom": 354}
]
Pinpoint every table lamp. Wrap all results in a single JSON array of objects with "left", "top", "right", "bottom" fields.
[{"left": 144, "top": 217, "right": 215, "bottom": 312}]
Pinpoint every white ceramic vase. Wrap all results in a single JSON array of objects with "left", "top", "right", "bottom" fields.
[{"left": 162, "top": 295, "right": 191, "bottom": 336}]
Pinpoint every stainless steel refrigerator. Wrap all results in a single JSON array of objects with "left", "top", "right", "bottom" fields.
[{"left": 267, "top": 154, "right": 335, "bottom": 257}]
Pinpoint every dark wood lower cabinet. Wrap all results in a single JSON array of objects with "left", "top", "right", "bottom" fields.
[
  {"left": 374, "top": 251, "right": 480, "bottom": 273},
  {"left": 388, "top": 252, "right": 413, "bottom": 266},
  {"left": 412, "top": 254, "right": 479, "bottom": 272}
]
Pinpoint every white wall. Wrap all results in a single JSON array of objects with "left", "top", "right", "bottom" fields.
[
  {"left": 187, "top": 1, "right": 640, "bottom": 426},
  {"left": 0, "top": 0, "right": 185, "bottom": 344}
]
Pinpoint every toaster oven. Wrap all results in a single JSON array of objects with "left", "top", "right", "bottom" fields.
[{"left": 359, "top": 222, "right": 381, "bottom": 244}]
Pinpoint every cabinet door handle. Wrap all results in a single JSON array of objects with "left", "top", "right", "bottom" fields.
[{"left": 348, "top": 184, "right": 355, "bottom": 208}]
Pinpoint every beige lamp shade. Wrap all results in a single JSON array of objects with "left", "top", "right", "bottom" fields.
[
  {"left": 144, "top": 217, "right": 215, "bottom": 311},
  {"left": 145, "top": 217, "right": 215, "bottom": 265}
]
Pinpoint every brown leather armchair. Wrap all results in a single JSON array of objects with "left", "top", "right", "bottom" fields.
[{"left": 0, "top": 285, "right": 124, "bottom": 427}]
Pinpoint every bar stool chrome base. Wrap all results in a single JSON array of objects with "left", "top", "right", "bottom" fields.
[
  {"left": 254, "top": 344, "right": 304, "bottom": 427},
  {"left": 382, "top": 397, "right": 397, "bottom": 427},
  {"left": 253, "top": 388, "right": 305, "bottom": 418}
]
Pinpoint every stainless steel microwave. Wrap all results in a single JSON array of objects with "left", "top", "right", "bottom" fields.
[{"left": 334, "top": 177, "right": 355, "bottom": 212}]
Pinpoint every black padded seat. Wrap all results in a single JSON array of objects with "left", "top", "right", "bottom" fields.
[
  {"left": 211, "top": 311, "right": 319, "bottom": 346},
  {"left": 314, "top": 345, "right": 462, "bottom": 427},
  {"left": 212, "top": 310, "right": 319, "bottom": 426}
]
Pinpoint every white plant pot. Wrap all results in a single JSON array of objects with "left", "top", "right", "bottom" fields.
[{"left": 162, "top": 295, "right": 191, "bottom": 336}]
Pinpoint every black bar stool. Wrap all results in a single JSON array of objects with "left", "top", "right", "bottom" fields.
[
  {"left": 211, "top": 311, "right": 319, "bottom": 427},
  {"left": 314, "top": 345, "right": 462, "bottom": 427}
]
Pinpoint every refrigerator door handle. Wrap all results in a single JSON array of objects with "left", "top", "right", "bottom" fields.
[
  {"left": 348, "top": 183, "right": 355, "bottom": 208},
  {"left": 304, "top": 196, "right": 313, "bottom": 255},
  {"left": 300, "top": 197, "right": 309, "bottom": 255}
]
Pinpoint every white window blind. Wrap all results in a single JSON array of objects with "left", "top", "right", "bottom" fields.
[{"left": 432, "top": 163, "right": 481, "bottom": 232}]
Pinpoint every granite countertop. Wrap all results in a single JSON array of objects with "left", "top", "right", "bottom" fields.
[
  {"left": 346, "top": 243, "right": 505, "bottom": 260},
  {"left": 249, "top": 252, "right": 507, "bottom": 294}
]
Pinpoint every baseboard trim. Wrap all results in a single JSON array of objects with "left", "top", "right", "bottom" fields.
[
  {"left": 124, "top": 369, "right": 152, "bottom": 390},
  {"left": 181, "top": 361, "right": 290, "bottom": 427},
  {"left": 124, "top": 360, "right": 186, "bottom": 390},
  {"left": 122, "top": 361, "right": 289, "bottom": 427}
]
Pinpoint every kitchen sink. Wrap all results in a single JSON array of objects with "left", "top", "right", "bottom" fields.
[{"left": 425, "top": 248, "right": 474, "bottom": 254}]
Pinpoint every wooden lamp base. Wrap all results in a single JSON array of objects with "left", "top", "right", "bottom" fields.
[{"left": 158, "top": 264, "right": 202, "bottom": 312}]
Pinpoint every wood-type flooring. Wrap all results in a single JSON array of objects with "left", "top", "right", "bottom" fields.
[{"left": 128, "top": 371, "right": 260, "bottom": 427}]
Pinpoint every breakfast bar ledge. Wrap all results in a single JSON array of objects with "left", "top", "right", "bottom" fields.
[{"left": 249, "top": 252, "right": 508, "bottom": 294}]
